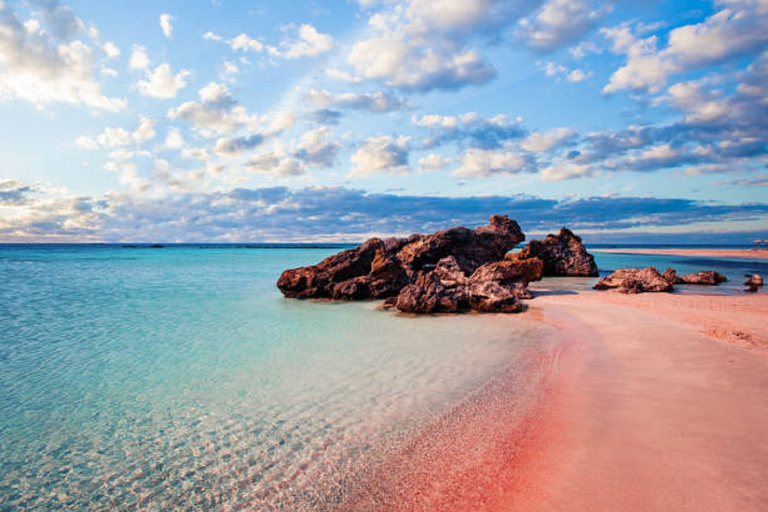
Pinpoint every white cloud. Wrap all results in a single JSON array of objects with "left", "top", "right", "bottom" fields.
[
  {"left": 164, "top": 127, "right": 186, "bottom": 150},
  {"left": 453, "top": 147, "right": 532, "bottom": 178},
  {"left": 274, "top": 24, "right": 334, "bottom": 59},
  {"left": 295, "top": 127, "right": 341, "bottom": 167},
  {"left": 230, "top": 33, "right": 264, "bottom": 52},
  {"left": 203, "top": 31, "right": 223, "bottom": 41},
  {"left": 539, "top": 61, "right": 592, "bottom": 82},
  {"left": 350, "top": 135, "right": 410, "bottom": 177},
  {"left": 305, "top": 89, "right": 408, "bottom": 113},
  {"left": 132, "top": 115, "right": 156, "bottom": 143},
  {"left": 518, "top": 0, "right": 609, "bottom": 51},
  {"left": 418, "top": 153, "right": 451, "bottom": 171},
  {"left": 75, "top": 116, "right": 157, "bottom": 149},
  {"left": 214, "top": 135, "right": 265, "bottom": 156},
  {"left": 541, "top": 160, "right": 594, "bottom": 181},
  {"left": 0, "top": 3, "right": 125, "bottom": 111},
  {"left": 604, "top": 1, "right": 768, "bottom": 93},
  {"left": 521, "top": 128, "right": 577, "bottom": 152},
  {"left": 167, "top": 82, "right": 261, "bottom": 135},
  {"left": 342, "top": 0, "right": 510, "bottom": 92},
  {"left": 129, "top": 45, "right": 151, "bottom": 70},
  {"left": 137, "top": 64, "right": 191, "bottom": 99},
  {"left": 160, "top": 14, "right": 174, "bottom": 39},
  {"left": 102, "top": 41, "right": 120, "bottom": 59}
]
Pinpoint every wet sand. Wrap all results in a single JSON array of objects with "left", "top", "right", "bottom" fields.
[
  {"left": 593, "top": 247, "right": 768, "bottom": 260},
  {"left": 337, "top": 286, "right": 768, "bottom": 511}
]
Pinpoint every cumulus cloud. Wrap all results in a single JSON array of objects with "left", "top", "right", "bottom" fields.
[
  {"left": 340, "top": 0, "right": 533, "bottom": 92},
  {"left": 538, "top": 61, "right": 593, "bottom": 82},
  {"left": 295, "top": 127, "right": 341, "bottom": 167},
  {"left": 305, "top": 89, "right": 408, "bottom": 113},
  {"left": 214, "top": 134, "right": 265, "bottom": 156},
  {"left": 412, "top": 112, "right": 524, "bottom": 149},
  {"left": 603, "top": 1, "right": 768, "bottom": 94},
  {"left": 206, "top": 24, "right": 334, "bottom": 60},
  {"left": 136, "top": 63, "right": 191, "bottom": 99},
  {"left": 453, "top": 146, "right": 533, "bottom": 178},
  {"left": 76, "top": 116, "right": 157, "bottom": 149},
  {"left": 168, "top": 83, "right": 259, "bottom": 135},
  {"left": 350, "top": 135, "right": 410, "bottom": 177},
  {"left": 520, "top": 127, "right": 577, "bottom": 152},
  {"left": 102, "top": 41, "right": 120, "bottom": 59},
  {"left": 273, "top": 24, "right": 334, "bottom": 59},
  {"left": 418, "top": 153, "right": 451, "bottom": 171},
  {"left": 160, "top": 14, "right": 173, "bottom": 39},
  {"left": 129, "top": 45, "right": 151, "bottom": 69},
  {"left": 0, "top": 2, "right": 125, "bottom": 111},
  {"left": 518, "top": 0, "right": 609, "bottom": 51}
]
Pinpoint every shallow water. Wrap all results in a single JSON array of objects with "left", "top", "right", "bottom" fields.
[{"left": 0, "top": 246, "right": 547, "bottom": 511}]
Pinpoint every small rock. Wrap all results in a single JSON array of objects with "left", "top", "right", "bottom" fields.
[{"left": 594, "top": 267, "right": 675, "bottom": 294}]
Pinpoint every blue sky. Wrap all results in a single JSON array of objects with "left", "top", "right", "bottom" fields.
[{"left": 1, "top": 0, "right": 766, "bottom": 242}]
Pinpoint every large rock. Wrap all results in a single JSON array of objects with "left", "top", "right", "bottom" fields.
[
  {"left": 277, "top": 215, "right": 524, "bottom": 301},
  {"left": 278, "top": 216, "right": 598, "bottom": 314},
  {"left": 513, "top": 228, "right": 598, "bottom": 277},
  {"left": 593, "top": 267, "right": 675, "bottom": 294}
]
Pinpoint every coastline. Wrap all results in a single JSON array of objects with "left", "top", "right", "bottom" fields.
[
  {"left": 335, "top": 281, "right": 768, "bottom": 510},
  {"left": 592, "top": 247, "right": 768, "bottom": 260}
]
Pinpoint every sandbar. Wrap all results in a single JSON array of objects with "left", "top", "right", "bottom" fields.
[{"left": 592, "top": 247, "right": 768, "bottom": 260}]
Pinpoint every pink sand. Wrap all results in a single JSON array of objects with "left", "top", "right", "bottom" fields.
[
  {"left": 334, "top": 287, "right": 768, "bottom": 511},
  {"left": 592, "top": 247, "right": 768, "bottom": 260}
]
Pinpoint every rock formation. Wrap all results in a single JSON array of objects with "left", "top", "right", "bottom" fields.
[
  {"left": 512, "top": 227, "right": 598, "bottom": 277},
  {"left": 277, "top": 215, "right": 572, "bottom": 313},
  {"left": 595, "top": 267, "right": 729, "bottom": 294},
  {"left": 674, "top": 270, "right": 728, "bottom": 286},
  {"left": 278, "top": 215, "right": 537, "bottom": 312},
  {"left": 593, "top": 267, "right": 675, "bottom": 294}
]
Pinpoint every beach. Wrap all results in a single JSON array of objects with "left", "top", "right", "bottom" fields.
[{"left": 331, "top": 262, "right": 768, "bottom": 511}]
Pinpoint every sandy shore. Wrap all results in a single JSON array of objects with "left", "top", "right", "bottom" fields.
[
  {"left": 336, "top": 286, "right": 768, "bottom": 511},
  {"left": 593, "top": 247, "right": 768, "bottom": 260},
  {"left": 525, "top": 289, "right": 768, "bottom": 511}
]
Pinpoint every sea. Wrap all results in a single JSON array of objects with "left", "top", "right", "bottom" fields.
[{"left": 1, "top": 243, "right": 765, "bottom": 511}]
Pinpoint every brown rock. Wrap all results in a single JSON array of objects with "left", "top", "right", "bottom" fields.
[
  {"left": 394, "top": 270, "right": 469, "bottom": 314},
  {"left": 467, "top": 281, "right": 523, "bottom": 313},
  {"left": 593, "top": 267, "right": 675, "bottom": 294},
  {"left": 277, "top": 215, "right": 525, "bottom": 305},
  {"left": 676, "top": 271, "right": 728, "bottom": 286},
  {"left": 514, "top": 228, "right": 598, "bottom": 277},
  {"left": 744, "top": 274, "right": 763, "bottom": 287}
]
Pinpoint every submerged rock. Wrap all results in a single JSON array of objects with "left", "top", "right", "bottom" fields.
[
  {"left": 593, "top": 267, "right": 675, "bottom": 294},
  {"left": 744, "top": 274, "right": 763, "bottom": 292},
  {"left": 512, "top": 228, "right": 598, "bottom": 277}
]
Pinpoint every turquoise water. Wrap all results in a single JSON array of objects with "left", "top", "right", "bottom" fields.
[{"left": 0, "top": 245, "right": 550, "bottom": 511}]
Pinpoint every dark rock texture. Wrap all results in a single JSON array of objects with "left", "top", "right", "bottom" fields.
[
  {"left": 593, "top": 267, "right": 675, "bottom": 294},
  {"left": 513, "top": 228, "right": 598, "bottom": 277},
  {"left": 277, "top": 215, "right": 574, "bottom": 313}
]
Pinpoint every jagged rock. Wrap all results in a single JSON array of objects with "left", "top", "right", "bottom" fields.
[
  {"left": 278, "top": 215, "right": 596, "bottom": 314},
  {"left": 676, "top": 271, "right": 728, "bottom": 286},
  {"left": 744, "top": 274, "right": 763, "bottom": 287},
  {"left": 513, "top": 228, "right": 598, "bottom": 277},
  {"left": 593, "top": 267, "right": 675, "bottom": 294},
  {"left": 467, "top": 281, "right": 523, "bottom": 313},
  {"left": 277, "top": 215, "right": 524, "bottom": 302},
  {"left": 394, "top": 270, "right": 470, "bottom": 314},
  {"left": 396, "top": 214, "right": 524, "bottom": 276}
]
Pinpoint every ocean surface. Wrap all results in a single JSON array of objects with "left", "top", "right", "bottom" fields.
[{"left": 0, "top": 244, "right": 764, "bottom": 511}]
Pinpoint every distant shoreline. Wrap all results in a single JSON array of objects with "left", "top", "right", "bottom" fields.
[{"left": 592, "top": 247, "right": 768, "bottom": 260}]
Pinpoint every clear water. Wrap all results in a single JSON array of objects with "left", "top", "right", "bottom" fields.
[{"left": 0, "top": 245, "right": 549, "bottom": 511}]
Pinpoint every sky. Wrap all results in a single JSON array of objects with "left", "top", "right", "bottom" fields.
[{"left": 0, "top": 0, "right": 767, "bottom": 243}]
